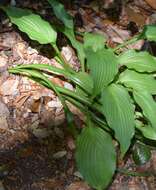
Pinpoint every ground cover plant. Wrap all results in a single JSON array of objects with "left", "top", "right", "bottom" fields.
[{"left": 1, "top": 1, "right": 156, "bottom": 189}]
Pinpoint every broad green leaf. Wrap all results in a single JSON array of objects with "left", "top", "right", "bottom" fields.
[
  {"left": 135, "top": 120, "right": 156, "bottom": 140},
  {"left": 101, "top": 84, "right": 135, "bottom": 155},
  {"left": 86, "top": 49, "right": 118, "bottom": 96},
  {"left": 84, "top": 32, "right": 106, "bottom": 52},
  {"left": 118, "top": 70, "right": 156, "bottom": 94},
  {"left": 132, "top": 142, "right": 151, "bottom": 165},
  {"left": 140, "top": 25, "right": 156, "bottom": 41},
  {"left": 3, "top": 6, "right": 57, "bottom": 44},
  {"left": 73, "top": 72, "right": 94, "bottom": 95},
  {"left": 133, "top": 91, "right": 156, "bottom": 130},
  {"left": 47, "top": 0, "right": 74, "bottom": 29},
  {"left": 118, "top": 50, "right": 156, "bottom": 72},
  {"left": 76, "top": 125, "right": 116, "bottom": 190}
]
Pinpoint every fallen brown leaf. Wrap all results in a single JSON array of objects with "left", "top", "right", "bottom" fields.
[{"left": 145, "top": 0, "right": 156, "bottom": 9}]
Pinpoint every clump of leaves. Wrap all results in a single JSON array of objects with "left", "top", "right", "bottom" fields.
[{"left": 1, "top": 1, "right": 156, "bottom": 189}]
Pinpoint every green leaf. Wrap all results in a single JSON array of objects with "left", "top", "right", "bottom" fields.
[
  {"left": 14, "top": 64, "right": 93, "bottom": 94},
  {"left": 132, "top": 142, "right": 151, "bottom": 165},
  {"left": 75, "top": 86, "right": 88, "bottom": 97},
  {"left": 3, "top": 6, "right": 57, "bottom": 44},
  {"left": 47, "top": 0, "right": 85, "bottom": 69},
  {"left": 118, "top": 70, "right": 156, "bottom": 94},
  {"left": 86, "top": 49, "right": 118, "bottom": 96},
  {"left": 135, "top": 120, "right": 156, "bottom": 140},
  {"left": 118, "top": 50, "right": 156, "bottom": 72},
  {"left": 76, "top": 125, "right": 116, "bottom": 190},
  {"left": 84, "top": 32, "right": 106, "bottom": 52},
  {"left": 133, "top": 91, "right": 156, "bottom": 130},
  {"left": 47, "top": 0, "right": 74, "bottom": 29},
  {"left": 101, "top": 84, "right": 135, "bottom": 155},
  {"left": 140, "top": 25, "right": 156, "bottom": 42},
  {"left": 73, "top": 72, "right": 94, "bottom": 95},
  {"left": 9, "top": 67, "right": 92, "bottom": 107}
]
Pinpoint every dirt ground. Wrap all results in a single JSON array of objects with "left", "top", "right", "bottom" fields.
[{"left": 1, "top": 0, "right": 156, "bottom": 189}]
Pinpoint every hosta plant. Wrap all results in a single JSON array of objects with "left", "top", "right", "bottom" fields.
[{"left": 1, "top": 1, "right": 156, "bottom": 189}]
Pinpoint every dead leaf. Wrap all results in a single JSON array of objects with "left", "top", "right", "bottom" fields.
[
  {"left": 0, "top": 79, "right": 19, "bottom": 96},
  {"left": 125, "top": 7, "right": 146, "bottom": 26},
  {"left": 51, "top": 77, "right": 64, "bottom": 87},
  {"left": 145, "top": 0, "right": 156, "bottom": 9},
  {"left": 30, "top": 99, "right": 41, "bottom": 113},
  {"left": 14, "top": 94, "right": 31, "bottom": 108}
]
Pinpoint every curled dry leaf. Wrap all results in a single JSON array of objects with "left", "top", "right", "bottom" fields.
[{"left": 30, "top": 99, "right": 41, "bottom": 113}]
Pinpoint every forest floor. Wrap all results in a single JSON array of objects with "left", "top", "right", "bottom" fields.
[{"left": 0, "top": 0, "right": 156, "bottom": 189}]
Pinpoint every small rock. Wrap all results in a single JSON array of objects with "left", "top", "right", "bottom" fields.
[
  {"left": 0, "top": 79, "right": 19, "bottom": 96},
  {"left": 53, "top": 150, "right": 67, "bottom": 159}
]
